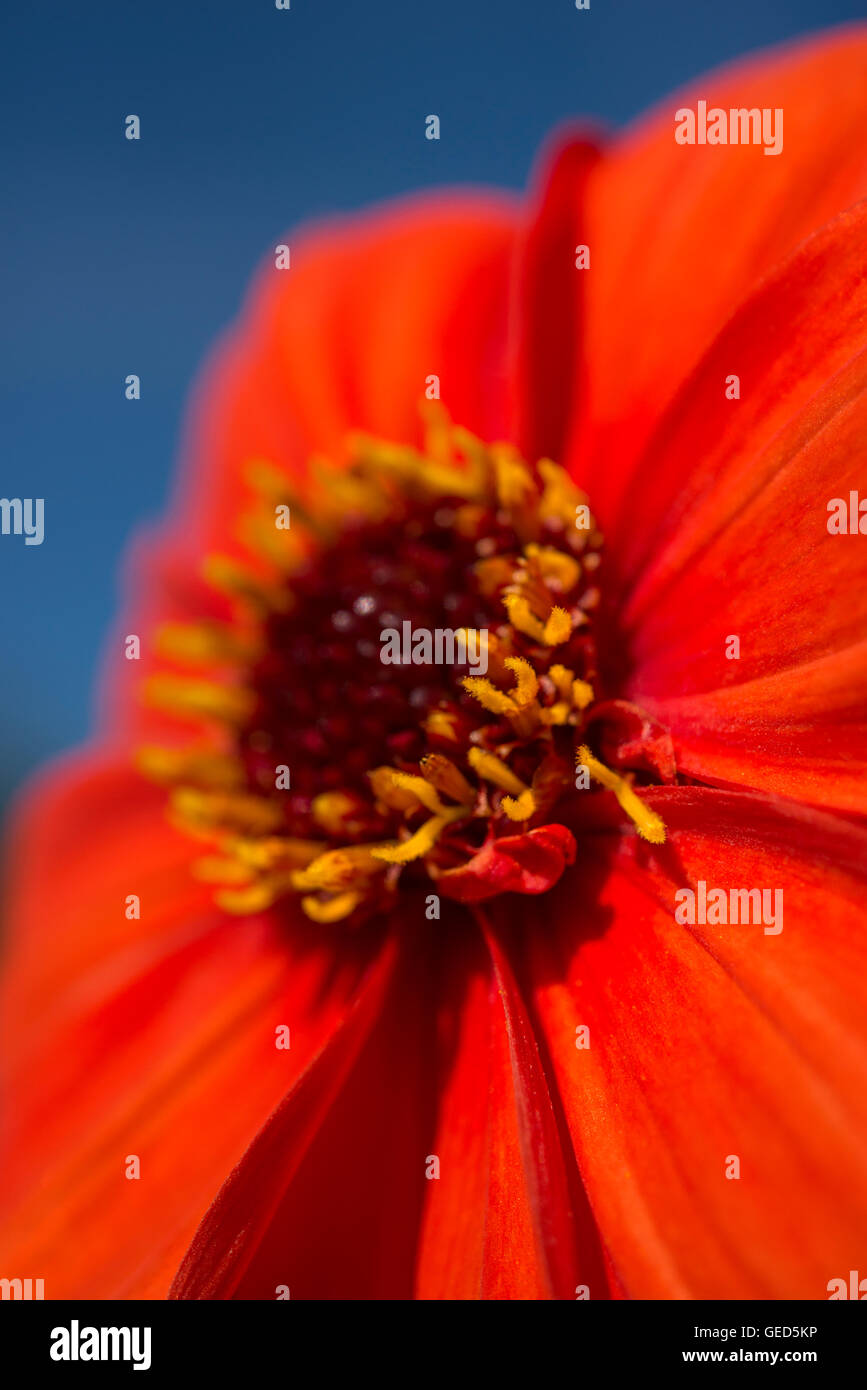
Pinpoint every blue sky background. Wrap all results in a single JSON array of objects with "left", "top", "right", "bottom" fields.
[{"left": 1, "top": 0, "right": 862, "bottom": 812}]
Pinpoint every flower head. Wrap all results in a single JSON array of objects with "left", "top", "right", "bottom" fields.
[
  {"left": 3, "top": 25, "right": 867, "bottom": 1301},
  {"left": 140, "top": 410, "right": 665, "bottom": 926}
]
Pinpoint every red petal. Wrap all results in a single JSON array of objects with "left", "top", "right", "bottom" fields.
[
  {"left": 525, "top": 787, "right": 867, "bottom": 1297},
  {"left": 170, "top": 936, "right": 400, "bottom": 1299},
  {"left": 564, "top": 26, "right": 867, "bottom": 516},
  {"left": 415, "top": 919, "right": 609, "bottom": 1298},
  {"left": 436, "top": 824, "right": 576, "bottom": 902},
  {"left": 615, "top": 203, "right": 867, "bottom": 811},
  {"left": 181, "top": 196, "right": 518, "bottom": 558},
  {"left": 511, "top": 134, "right": 600, "bottom": 463},
  {"left": 0, "top": 753, "right": 381, "bottom": 1297},
  {"left": 100, "top": 198, "right": 519, "bottom": 743}
]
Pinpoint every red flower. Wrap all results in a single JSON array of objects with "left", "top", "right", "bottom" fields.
[{"left": 3, "top": 27, "right": 867, "bottom": 1300}]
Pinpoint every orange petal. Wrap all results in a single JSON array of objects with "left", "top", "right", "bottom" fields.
[
  {"left": 615, "top": 203, "right": 867, "bottom": 811},
  {"left": 182, "top": 195, "right": 518, "bottom": 558},
  {"left": 0, "top": 752, "right": 382, "bottom": 1297},
  {"left": 172, "top": 930, "right": 432, "bottom": 1299},
  {"left": 564, "top": 26, "right": 867, "bottom": 522},
  {"left": 415, "top": 918, "right": 607, "bottom": 1299},
  {"left": 528, "top": 787, "right": 867, "bottom": 1297}
]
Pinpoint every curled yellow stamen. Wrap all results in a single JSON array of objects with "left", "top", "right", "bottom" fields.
[
  {"left": 388, "top": 770, "right": 451, "bottom": 816},
  {"left": 370, "top": 805, "right": 466, "bottom": 865},
  {"left": 503, "top": 656, "right": 539, "bottom": 708},
  {"left": 367, "top": 766, "right": 420, "bottom": 812},
  {"left": 578, "top": 746, "right": 666, "bottom": 845},
  {"left": 216, "top": 874, "right": 297, "bottom": 915},
  {"left": 501, "top": 788, "right": 537, "bottom": 822},
  {"left": 301, "top": 890, "right": 364, "bottom": 923},
  {"left": 503, "top": 592, "right": 546, "bottom": 642},
  {"left": 524, "top": 544, "right": 581, "bottom": 592},
  {"left": 463, "top": 656, "right": 540, "bottom": 721},
  {"left": 292, "top": 845, "right": 383, "bottom": 892}
]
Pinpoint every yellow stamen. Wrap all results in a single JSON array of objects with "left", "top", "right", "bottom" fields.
[
  {"left": 453, "top": 502, "right": 490, "bottom": 538},
  {"left": 578, "top": 746, "right": 666, "bottom": 845},
  {"left": 450, "top": 425, "right": 491, "bottom": 493},
  {"left": 245, "top": 458, "right": 336, "bottom": 541},
  {"left": 388, "top": 770, "right": 450, "bottom": 816},
  {"left": 492, "top": 444, "right": 536, "bottom": 511},
  {"left": 537, "top": 458, "right": 592, "bottom": 530},
  {"left": 421, "top": 399, "right": 453, "bottom": 466},
  {"left": 501, "top": 788, "right": 537, "bottom": 822},
  {"left": 368, "top": 766, "right": 424, "bottom": 812},
  {"left": 524, "top": 543, "right": 581, "bottom": 592},
  {"left": 543, "top": 606, "right": 573, "bottom": 646},
  {"left": 136, "top": 745, "right": 244, "bottom": 789},
  {"left": 572, "top": 678, "right": 594, "bottom": 710},
  {"left": 203, "top": 554, "right": 290, "bottom": 611},
  {"left": 313, "top": 463, "right": 390, "bottom": 523},
  {"left": 462, "top": 677, "right": 517, "bottom": 716},
  {"left": 539, "top": 701, "right": 572, "bottom": 726},
  {"left": 311, "top": 791, "right": 359, "bottom": 835},
  {"left": 193, "top": 856, "right": 255, "bottom": 885},
  {"left": 503, "top": 656, "right": 539, "bottom": 707},
  {"left": 292, "top": 845, "right": 383, "bottom": 892},
  {"left": 370, "top": 806, "right": 465, "bottom": 864},
  {"left": 548, "top": 664, "right": 575, "bottom": 700},
  {"left": 171, "top": 786, "right": 283, "bottom": 835},
  {"left": 473, "top": 555, "right": 516, "bottom": 596},
  {"left": 245, "top": 457, "right": 294, "bottom": 501},
  {"left": 216, "top": 874, "right": 297, "bottom": 915},
  {"left": 238, "top": 511, "right": 309, "bottom": 571},
  {"left": 502, "top": 593, "right": 545, "bottom": 643},
  {"left": 301, "top": 890, "right": 363, "bottom": 923},
  {"left": 423, "top": 709, "right": 460, "bottom": 742},
  {"left": 156, "top": 620, "right": 260, "bottom": 666},
  {"left": 419, "top": 754, "right": 476, "bottom": 805},
  {"left": 229, "top": 836, "right": 324, "bottom": 870},
  {"left": 351, "top": 434, "right": 479, "bottom": 500},
  {"left": 146, "top": 674, "right": 255, "bottom": 725},
  {"left": 467, "top": 745, "right": 528, "bottom": 797}
]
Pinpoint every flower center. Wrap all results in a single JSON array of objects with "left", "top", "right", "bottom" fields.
[{"left": 141, "top": 407, "right": 666, "bottom": 924}]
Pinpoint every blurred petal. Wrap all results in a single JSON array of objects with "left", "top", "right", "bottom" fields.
[
  {"left": 180, "top": 195, "right": 518, "bottom": 556},
  {"left": 565, "top": 26, "right": 867, "bottom": 516},
  {"left": 0, "top": 753, "right": 381, "bottom": 1297},
  {"left": 511, "top": 134, "right": 600, "bottom": 463}
]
